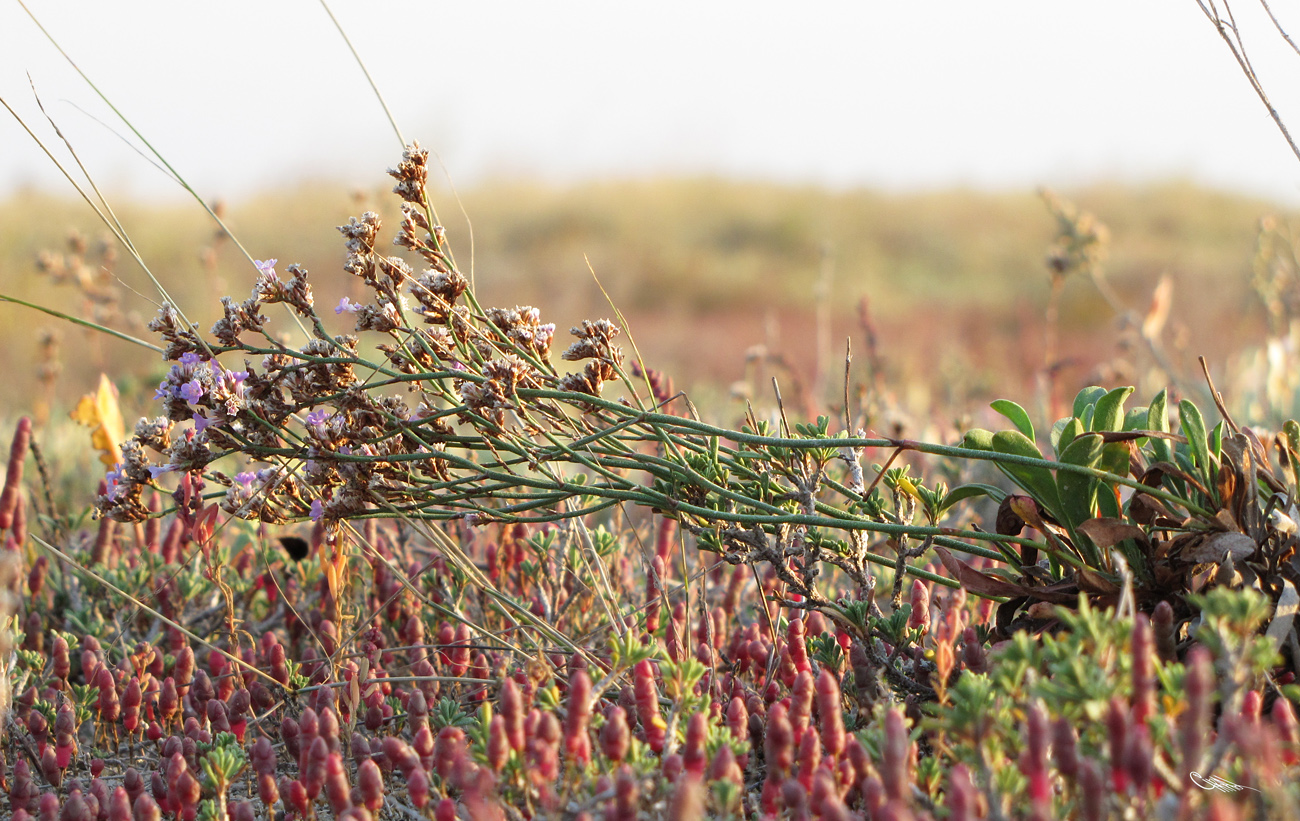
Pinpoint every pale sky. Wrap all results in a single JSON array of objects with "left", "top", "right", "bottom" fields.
[{"left": 5, "top": 1, "right": 1300, "bottom": 203}]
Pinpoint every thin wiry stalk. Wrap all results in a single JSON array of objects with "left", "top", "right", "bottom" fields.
[
  {"left": 16, "top": 0, "right": 317, "bottom": 343},
  {"left": 1196, "top": 0, "right": 1300, "bottom": 166},
  {"left": 0, "top": 295, "right": 162, "bottom": 353}
]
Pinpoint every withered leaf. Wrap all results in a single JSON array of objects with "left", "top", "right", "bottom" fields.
[
  {"left": 1215, "top": 460, "right": 1236, "bottom": 513},
  {"left": 1025, "top": 601, "right": 1059, "bottom": 620},
  {"left": 1129, "top": 493, "right": 1180, "bottom": 528},
  {"left": 996, "top": 596, "right": 1028, "bottom": 637},
  {"left": 1211, "top": 509, "right": 1240, "bottom": 532},
  {"left": 1141, "top": 461, "right": 1212, "bottom": 500},
  {"left": 1077, "top": 518, "right": 1149, "bottom": 551},
  {"left": 996, "top": 495, "right": 1025, "bottom": 536},
  {"left": 1075, "top": 566, "right": 1121, "bottom": 595},
  {"left": 935, "top": 546, "right": 1031, "bottom": 598},
  {"left": 1182, "top": 531, "right": 1256, "bottom": 564},
  {"left": 934, "top": 546, "right": 1077, "bottom": 604}
]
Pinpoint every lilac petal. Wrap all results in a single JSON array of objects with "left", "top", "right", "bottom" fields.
[{"left": 180, "top": 379, "right": 204, "bottom": 405}]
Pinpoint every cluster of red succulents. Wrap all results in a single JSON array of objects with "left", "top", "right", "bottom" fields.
[{"left": 3, "top": 381, "right": 1300, "bottom": 821}]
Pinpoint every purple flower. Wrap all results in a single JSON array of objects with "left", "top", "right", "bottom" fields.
[
  {"left": 180, "top": 352, "right": 203, "bottom": 366},
  {"left": 235, "top": 472, "right": 257, "bottom": 487},
  {"left": 306, "top": 408, "right": 330, "bottom": 427},
  {"left": 254, "top": 259, "right": 277, "bottom": 275},
  {"left": 148, "top": 465, "right": 176, "bottom": 479},
  {"left": 154, "top": 379, "right": 171, "bottom": 401},
  {"left": 310, "top": 499, "right": 324, "bottom": 522},
  {"left": 335, "top": 297, "right": 360, "bottom": 315},
  {"left": 214, "top": 366, "right": 248, "bottom": 398},
  {"left": 193, "top": 412, "right": 213, "bottom": 433},
  {"left": 180, "top": 379, "right": 204, "bottom": 405},
  {"left": 256, "top": 468, "right": 280, "bottom": 484}
]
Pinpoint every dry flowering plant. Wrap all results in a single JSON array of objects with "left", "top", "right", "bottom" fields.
[{"left": 0, "top": 136, "right": 1294, "bottom": 821}]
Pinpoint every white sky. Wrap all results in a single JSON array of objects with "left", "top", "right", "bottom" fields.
[{"left": 4, "top": 1, "right": 1300, "bottom": 203}]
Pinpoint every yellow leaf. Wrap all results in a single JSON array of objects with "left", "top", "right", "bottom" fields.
[
  {"left": 323, "top": 560, "right": 339, "bottom": 599},
  {"left": 897, "top": 476, "right": 921, "bottom": 500},
  {"left": 69, "top": 374, "right": 125, "bottom": 467},
  {"left": 333, "top": 551, "right": 349, "bottom": 590}
]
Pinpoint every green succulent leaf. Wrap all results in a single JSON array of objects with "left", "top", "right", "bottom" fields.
[
  {"left": 939, "top": 483, "right": 1007, "bottom": 514},
  {"left": 962, "top": 428, "right": 995, "bottom": 452},
  {"left": 991, "top": 399, "right": 1035, "bottom": 442},
  {"left": 1056, "top": 432, "right": 1104, "bottom": 534},
  {"left": 1122, "top": 407, "right": 1148, "bottom": 432},
  {"left": 1052, "top": 416, "right": 1085, "bottom": 457},
  {"left": 990, "top": 430, "right": 1063, "bottom": 520},
  {"left": 1179, "top": 398, "right": 1214, "bottom": 494},
  {"left": 1072, "top": 386, "right": 1108, "bottom": 420},
  {"left": 1090, "top": 386, "right": 1134, "bottom": 432}
]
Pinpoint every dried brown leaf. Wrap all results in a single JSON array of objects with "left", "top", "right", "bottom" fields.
[
  {"left": 1182, "top": 532, "right": 1256, "bottom": 564},
  {"left": 1075, "top": 566, "right": 1121, "bottom": 595},
  {"left": 934, "top": 546, "right": 1077, "bottom": 604},
  {"left": 1077, "top": 518, "right": 1149, "bottom": 551}
]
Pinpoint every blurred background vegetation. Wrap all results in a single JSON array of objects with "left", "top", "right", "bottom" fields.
[{"left": 0, "top": 177, "right": 1289, "bottom": 449}]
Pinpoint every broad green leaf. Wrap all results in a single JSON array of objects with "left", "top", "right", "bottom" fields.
[
  {"left": 1123, "top": 407, "right": 1150, "bottom": 449},
  {"left": 1283, "top": 420, "right": 1300, "bottom": 486},
  {"left": 1122, "top": 407, "right": 1148, "bottom": 431},
  {"left": 991, "top": 430, "right": 1063, "bottom": 520},
  {"left": 1096, "top": 442, "right": 1131, "bottom": 520},
  {"left": 1097, "top": 442, "right": 1131, "bottom": 478},
  {"left": 1053, "top": 417, "right": 1085, "bottom": 458},
  {"left": 1284, "top": 419, "right": 1300, "bottom": 449},
  {"left": 991, "top": 399, "right": 1035, "bottom": 442},
  {"left": 1179, "top": 398, "right": 1212, "bottom": 482},
  {"left": 962, "top": 429, "right": 995, "bottom": 451},
  {"left": 1050, "top": 418, "right": 1070, "bottom": 453},
  {"left": 1149, "top": 389, "right": 1171, "bottom": 463},
  {"left": 1148, "top": 389, "right": 1170, "bottom": 432},
  {"left": 1209, "top": 420, "right": 1224, "bottom": 459},
  {"left": 1056, "top": 432, "right": 1104, "bottom": 534},
  {"left": 1091, "top": 386, "right": 1134, "bottom": 432},
  {"left": 1072, "top": 386, "right": 1108, "bottom": 420},
  {"left": 938, "top": 483, "right": 1007, "bottom": 514}
]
